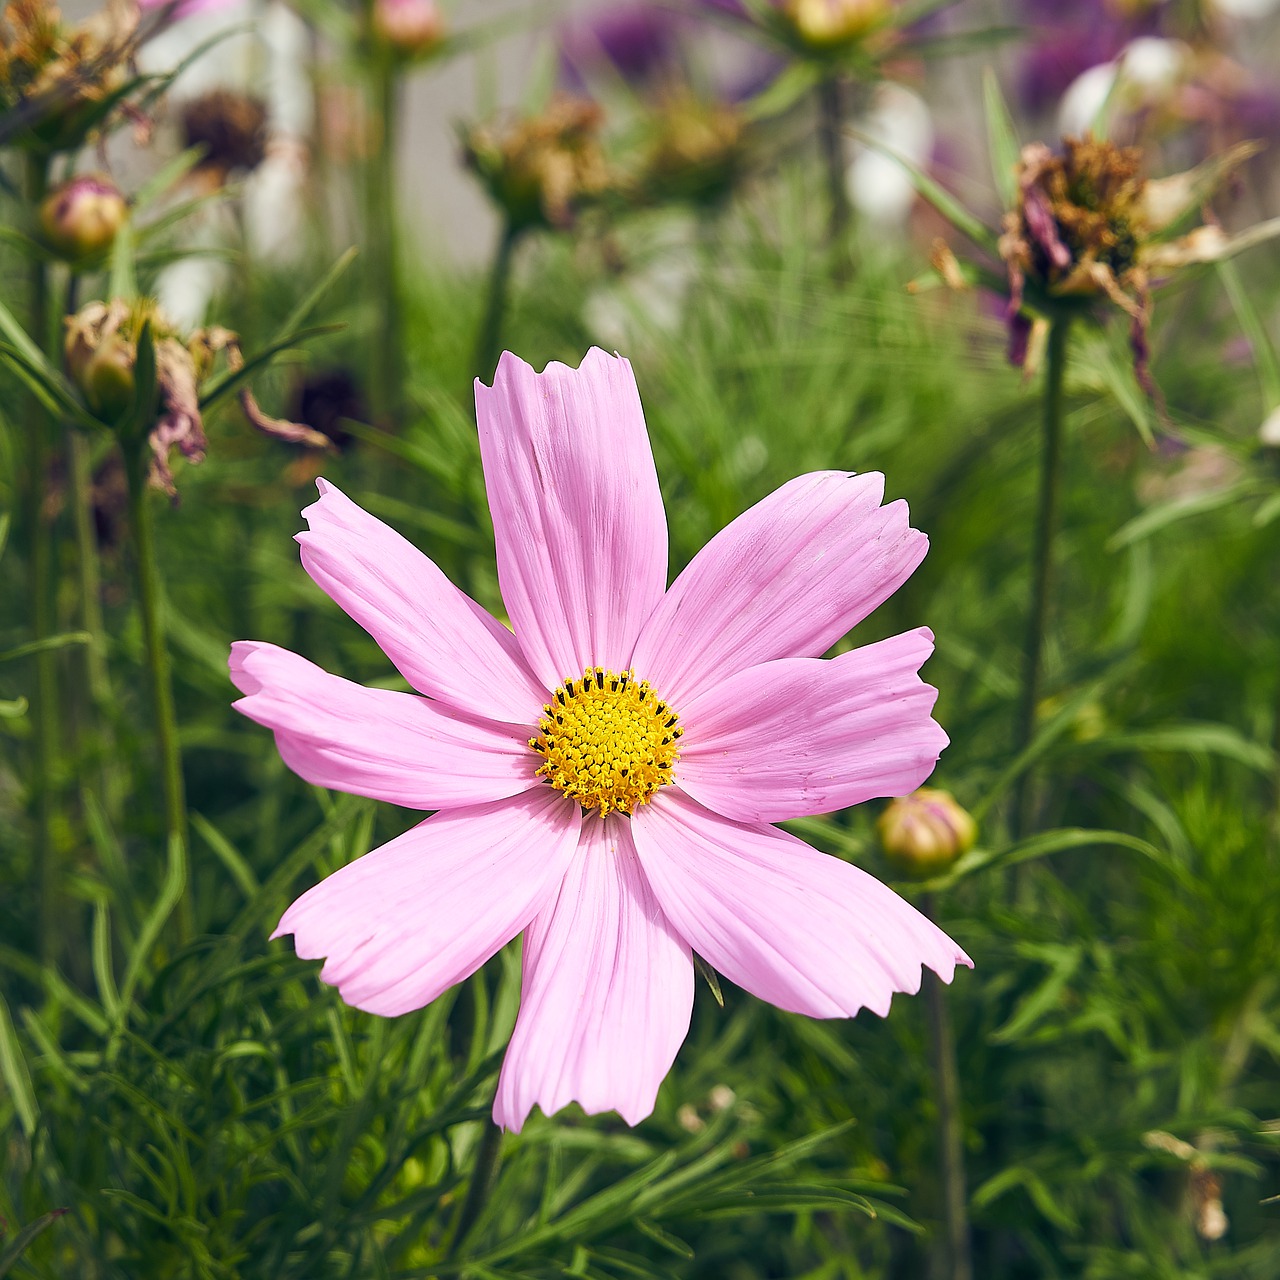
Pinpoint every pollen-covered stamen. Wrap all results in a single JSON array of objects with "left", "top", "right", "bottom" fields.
[{"left": 529, "top": 667, "right": 683, "bottom": 816}]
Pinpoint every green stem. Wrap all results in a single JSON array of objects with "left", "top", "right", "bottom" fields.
[
  {"left": 922, "top": 893, "right": 972, "bottom": 1280},
  {"left": 67, "top": 428, "right": 122, "bottom": 814},
  {"left": 817, "top": 74, "right": 851, "bottom": 265},
  {"left": 1011, "top": 317, "right": 1070, "bottom": 840},
  {"left": 123, "top": 445, "right": 193, "bottom": 942},
  {"left": 366, "top": 56, "right": 404, "bottom": 418},
  {"left": 24, "top": 151, "right": 60, "bottom": 966},
  {"left": 446, "top": 1114, "right": 503, "bottom": 1261},
  {"left": 474, "top": 221, "right": 518, "bottom": 384}
]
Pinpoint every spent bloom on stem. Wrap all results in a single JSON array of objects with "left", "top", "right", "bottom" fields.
[
  {"left": 231, "top": 348, "right": 971, "bottom": 1132},
  {"left": 180, "top": 89, "right": 268, "bottom": 184},
  {"left": 462, "top": 96, "right": 610, "bottom": 232},
  {"left": 64, "top": 298, "right": 327, "bottom": 495},
  {"left": 0, "top": 0, "right": 141, "bottom": 152}
]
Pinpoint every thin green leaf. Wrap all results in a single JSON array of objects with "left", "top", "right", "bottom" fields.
[
  {"left": 0, "top": 630, "right": 91, "bottom": 664},
  {"left": 192, "top": 812, "right": 260, "bottom": 900},
  {"left": 197, "top": 323, "right": 344, "bottom": 412},
  {"left": 0, "top": 340, "right": 103, "bottom": 429},
  {"left": 692, "top": 954, "right": 724, "bottom": 1007},
  {"left": 1108, "top": 480, "right": 1260, "bottom": 549},
  {"left": 1217, "top": 257, "right": 1280, "bottom": 411},
  {"left": 989, "top": 945, "right": 1083, "bottom": 1042},
  {"left": 279, "top": 245, "right": 358, "bottom": 336},
  {"left": 1253, "top": 490, "right": 1280, "bottom": 528},
  {"left": 0, "top": 990, "right": 38, "bottom": 1138},
  {"left": 118, "top": 832, "right": 187, "bottom": 1012},
  {"left": 0, "top": 1210, "right": 67, "bottom": 1277},
  {"left": 920, "top": 827, "right": 1170, "bottom": 892},
  {"left": 849, "top": 128, "right": 997, "bottom": 252},
  {"left": 1082, "top": 723, "right": 1276, "bottom": 773},
  {"left": 109, "top": 216, "right": 137, "bottom": 300},
  {"left": 119, "top": 318, "right": 159, "bottom": 444},
  {"left": 131, "top": 146, "right": 205, "bottom": 213},
  {"left": 92, "top": 898, "right": 121, "bottom": 1021}
]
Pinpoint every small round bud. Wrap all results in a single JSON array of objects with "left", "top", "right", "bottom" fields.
[
  {"left": 877, "top": 787, "right": 977, "bottom": 881},
  {"left": 783, "top": 0, "right": 891, "bottom": 50},
  {"left": 39, "top": 174, "right": 128, "bottom": 259},
  {"left": 371, "top": 0, "right": 445, "bottom": 57}
]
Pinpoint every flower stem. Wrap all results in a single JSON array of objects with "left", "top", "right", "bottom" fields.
[
  {"left": 366, "top": 55, "right": 404, "bottom": 418},
  {"left": 67, "top": 426, "right": 122, "bottom": 817},
  {"left": 1011, "top": 316, "right": 1070, "bottom": 840},
  {"left": 23, "top": 150, "right": 62, "bottom": 966},
  {"left": 445, "top": 1113, "right": 503, "bottom": 1260},
  {"left": 922, "top": 893, "right": 972, "bottom": 1280},
  {"left": 123, "top": 444, "right": 193, "bottom": 942},
  {"left": 817, "top": 74, "right": 851, "bottom": 266},
  {"left": 474, "top": 221, "right": 518, "bottom": 384}
]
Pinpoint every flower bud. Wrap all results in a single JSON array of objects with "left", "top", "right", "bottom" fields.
[
  {"left": 370, "top": 0, "right": 445, "bottom": 57},
  {"left": 783, "top": 0, "right": 891, "bottom": 50},
  {"left": 65, "top": 300, "right": 137, "bottom": 419},
  {"left": 81, "top": 337, "right": 138, "bottom": 419},
  {"left": 877, "top": 787, "right": 977, "bottom": 880},
  {"left": 39, "top": 174, "right": 128, "bottom": 259}
]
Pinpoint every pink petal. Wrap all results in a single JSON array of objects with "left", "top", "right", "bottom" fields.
[
  {"left": 676, "top": 628, "right": 948, "bottom": 823},
  {"left": 474, "top": 349, "right": 669, "bottom": 689},
  {"left": 296, "top": 480, "right": 546, "bottom": 725},
  {"left": 630, "top": 472, "right": 927, "bottom": 709},
  {"left": 494, "top": 814, "right": 693, "bottom": 1132},
  {"left": 631, "top": 790, "right": 970, "bottom": 1021},
  {"left": 230, "top": 641, "right": 537, "bottom": 809},
  {"left": 273, "top": 790, "right": 581, "bottom": 1016}
]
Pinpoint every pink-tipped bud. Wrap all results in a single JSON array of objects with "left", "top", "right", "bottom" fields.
[
  {"left": 371, "top": 0, "right": 445, "bottom": 56},
  {"left": 39, "top": 174, "right": 128, "bottom": 259},
  {"left": 877, "top": 787, "right": 977, "bottom": 881}
]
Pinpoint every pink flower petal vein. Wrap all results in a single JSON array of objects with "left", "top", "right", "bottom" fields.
[{"left": 229, "top": 346, "right": 971, "bottom": 1133}]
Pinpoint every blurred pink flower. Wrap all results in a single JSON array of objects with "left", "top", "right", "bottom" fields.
[{"left": 230, "top": 348, "right": 969, "bottom": 1132}]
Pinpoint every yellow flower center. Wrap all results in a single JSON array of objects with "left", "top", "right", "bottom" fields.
[{"left": 529, "top": 667, "right": 682, "bottom": 816}]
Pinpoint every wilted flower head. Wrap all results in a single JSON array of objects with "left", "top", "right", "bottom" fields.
[
  {"left": 180, "top": 88, "right": 268, "bottom": 183},
  {"left": 462, "top": 96, "right": 610, "bottom": 232},
  {"left": 38, "top": 171, "right": 127, "bottom": 258},
  {"left": 232, "top": 348, "right": 970, "bottom": 1132},
  {"left": 64, "top": 298, "right": 328, "bottom": 496},
  {"left": 1001, "top": 137, "right": 1145, "bottom": 302},
  {"left": 369, "top": 0, "right": 445, "bottom": 59},
  {"left": 634, "top": 89, "right": 746, "bottom": 208},
  {"left": 877, "top": 786, "right": 976, "bottom": 880},
  {"left": 0, "top": 0, "right": 140, "bottom": 152},
  {"left": 991, "top": 132, "right": 1279, "bottom": 388}
]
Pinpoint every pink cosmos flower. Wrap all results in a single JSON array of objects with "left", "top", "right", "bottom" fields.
[{"left": 230, "top": 348, "right": 970, "bottom": 1132}]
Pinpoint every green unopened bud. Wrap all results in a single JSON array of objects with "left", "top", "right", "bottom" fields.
[
  {"left": 783, "top": 0, "right": 891, "bottom": 50},
  {"left": 370, "top": 0, "right": 445, "bottom": 57},
  {"left": 39, "top": 174, "right": 128, "bottom": 259},
  {"left": 877, "top": 787, "right": 976, "bottom": 880},
  {"left": 82, "top": 337, "right": 137, "bottom": 418}
]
